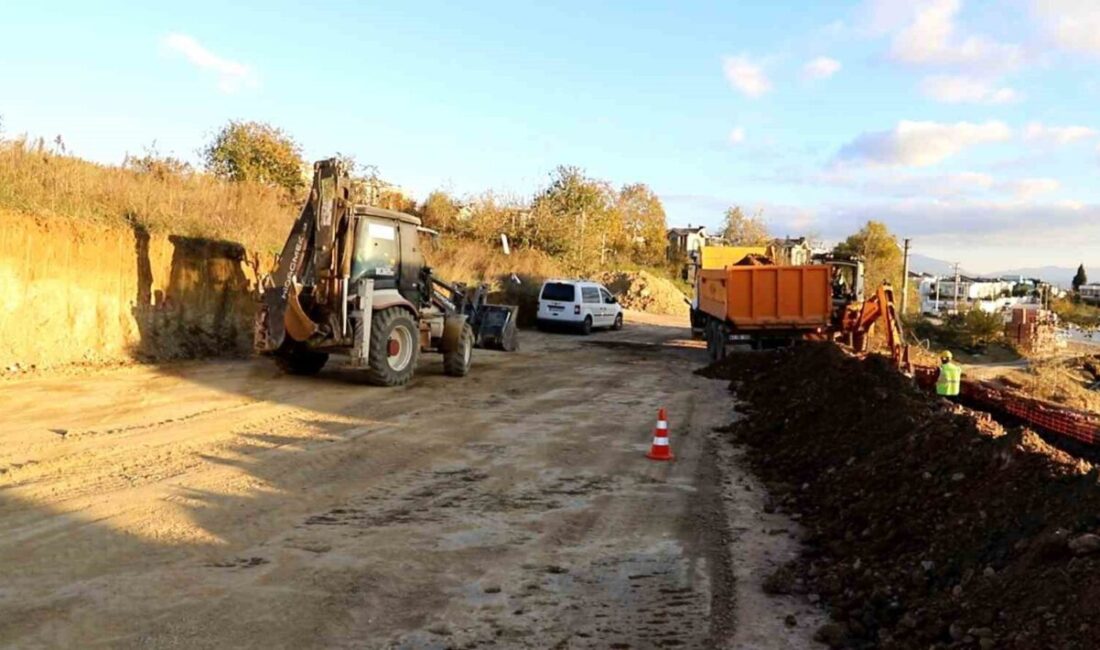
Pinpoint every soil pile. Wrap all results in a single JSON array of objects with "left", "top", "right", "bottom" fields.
[
  {"left": 700, "top": 343, "right": 1100, "bottom": 649},
  {"left": 598, "top": 270, "right": 689, "bottom": 317}
]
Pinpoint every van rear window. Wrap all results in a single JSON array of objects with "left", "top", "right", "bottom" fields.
[{"left": 541, "top": 283, "right": 575, "bottom": 302}]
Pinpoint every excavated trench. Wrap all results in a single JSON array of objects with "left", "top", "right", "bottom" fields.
[{"left": 699, "top": 343, "right": 1100, "bottom": 649}]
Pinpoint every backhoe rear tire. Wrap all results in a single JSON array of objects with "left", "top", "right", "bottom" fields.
[
  {"left": 365, "top": 308, "right": 420, "bottom": 387},
  {"left": 443, "top": 322, "right": 474, "bottom": 377},
  {"left": 274, "top": 344, "right": 329, "bottom": 376}
]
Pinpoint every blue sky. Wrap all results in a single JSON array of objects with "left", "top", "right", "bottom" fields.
[{"left": 2, "top": 0, "right": 1099, "bottom": 273}]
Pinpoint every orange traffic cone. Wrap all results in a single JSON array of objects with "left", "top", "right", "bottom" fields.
[{"left": 646, "top": 408, "right": 674, "bottom": 461}]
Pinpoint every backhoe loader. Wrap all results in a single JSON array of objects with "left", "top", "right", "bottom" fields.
[{"left": 254, "top": 159, "right": 518, "bottom": 386}]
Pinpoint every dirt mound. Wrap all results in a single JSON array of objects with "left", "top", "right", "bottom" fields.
[
  {"left": 700, "top": 344, "right": 1100, "bottom": 649},
  {"left": 597, "top": 270, "right": 689, "bottom": 317}
]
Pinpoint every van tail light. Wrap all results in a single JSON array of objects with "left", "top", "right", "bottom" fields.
[{"left": 574, "top": 305, "right": 581, "bottom": 315}]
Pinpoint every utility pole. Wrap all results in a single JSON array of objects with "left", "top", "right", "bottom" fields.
[
  {"left": 900, "top": 238, "right": 911, "bottom": 314},
  {"left": 953, "top": 262, "right": 961, "bottom": 313}
]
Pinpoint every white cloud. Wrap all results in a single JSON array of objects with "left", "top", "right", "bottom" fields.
[
  {"left": 803, "top": 56, "right": 842, "bottom": 80},
  {"left": 162, "top": 33, "right": 258, "bottom": 93},
  {"left": 1023, "top": 122, "right": 1097, "bottom": 144},
  {"left": 1035, "top": 0, "right": 1100, "bottom": 56},
  {"left": 757, "top": 198, "right": 1100, "bottom": 266},
  {"left": 920, "top": 75, "right": 1019, "bottom": 104},
  {"left": 811, "top": 168, "right": 994, "bottom": 198},
  {"left": 722, "top": 56, "right": 772, "bottom": 98},
  {"left": 836, "top": 120, "right": 1012, "bottom": 167},
  {"left": 728, "top": 127, "right": 746, "bottom": 144},
  {"left": 1003, "top": 177, "right": 1060, "bottom": 200},
  {"left": 869, "top": 0, "right": 1022, "bottom": 69}
]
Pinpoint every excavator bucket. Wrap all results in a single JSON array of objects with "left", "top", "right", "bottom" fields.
[
  {"left": 284, "top": 282, "right": 320, "bottom": 342},
  {"left": 472, "top": 304, "right": 518, "bottom": 351}
]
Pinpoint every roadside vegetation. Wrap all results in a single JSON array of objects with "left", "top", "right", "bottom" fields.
[
  {"left": 1, "top": 116, "right": 914, "bottom": 312},
  {"left": 1053, "top": 297, "right": 1100, "bottom": 329},
  {"left": 0, "top": 136, "right": 294, "bottom": 253},
  {"left": 906, "top": 309, "right": 1018, "bottom": 362},
  {"left": 1, "top": 120, "right": 676, "bottom": 284}
]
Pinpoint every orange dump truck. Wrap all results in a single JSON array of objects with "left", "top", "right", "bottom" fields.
[{"left": 696, "top": 264, "right": 836, "bottom": 357}]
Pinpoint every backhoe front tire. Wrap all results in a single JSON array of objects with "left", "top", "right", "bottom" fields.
[
  {"left": 443, "top": 322, "right": 474, "bottom": 377},
  {"left": 274, "top": 343, "right": 329, "bottom": 376},
  {"left": 365, "top": 308, "right": 420, "bottom": 387}
]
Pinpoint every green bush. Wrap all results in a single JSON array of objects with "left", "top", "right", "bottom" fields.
[{"left": 908, "top": 309, "right": 1005, "bottom": 352}]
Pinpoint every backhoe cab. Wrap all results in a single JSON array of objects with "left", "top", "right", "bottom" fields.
[{"left": 254, "top": 159, "right": 518, "bottom": 386}]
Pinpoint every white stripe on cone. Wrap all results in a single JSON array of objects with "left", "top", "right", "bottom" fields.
[
  {"left": 651, "top": 437, "right": 669, "bottom": 446},
  {"left": 657, "top": 420, "right": 668, "bottom": 428}
]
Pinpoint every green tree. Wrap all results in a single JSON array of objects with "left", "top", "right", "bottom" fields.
[
  {"left": 202, "top": 120, "right": 305, "bottom": 193},
  {"left": 834, "top": 221, "right": 903, "bottom": 294},
  {"left": 529, "top": 166, "right": 615, "bottom": 264},
  {"left": 1073, "top": 264, "right": 1088, "bottom": 292},
  {"left": 420, "top": 190, "right": 462, "bottom": 233},
  {"left": 615, "top": 183, "right": 667, "bottom": 266},
  {"left": 720, "top": 206, "right": 770, "bottom": 245}
]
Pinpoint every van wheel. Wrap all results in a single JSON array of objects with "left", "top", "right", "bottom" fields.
[
  {"left": 612, "top": 313, "right": 623, "bottom": 331},
  {"left": 365, "top": 308, "right": 420, "bottom": 387},
  {"left": 443, "top": 322, "right": 474, "bottom": 377},
  {"left": 580, "top": 316, "right": 593, "bottom": 335}
]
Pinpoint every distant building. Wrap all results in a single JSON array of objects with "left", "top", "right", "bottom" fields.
[
  {"left": 667, "top": 225, "right": 709, "bottom": 260},
  {"left": 1081, "top": 283, "right": 1100, "bottom": 305},
  {"left": 919, "top": 275, "right": 1025, "bottom": 314},
  {"left": 768, "top": 237, "right": 813, "bottom": 266},
  {"left": 934, "top": 276, "right": 1015, "bottom": 301}
]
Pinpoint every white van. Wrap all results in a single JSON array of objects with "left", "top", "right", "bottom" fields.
[{"left": 536, "top": 280, "right": 623, "bottom": 334}]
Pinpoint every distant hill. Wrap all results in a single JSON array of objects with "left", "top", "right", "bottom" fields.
[
  {"left": 908, "top": 253, "right": 965, "bottom": 277},
  {"left": 986, "top": 266, "right": 1076, "bottom": 288},
  {"left": 907, "top": 254, "right": 1074, "bottom": 288}
]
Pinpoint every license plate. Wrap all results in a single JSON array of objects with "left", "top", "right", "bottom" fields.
[{"left": 548, "top": 304, "right": 563, "bottom": 311}]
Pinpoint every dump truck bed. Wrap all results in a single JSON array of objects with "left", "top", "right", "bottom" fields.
[{"left": 697, "top": 265, "right": 832, "bottom": 330}]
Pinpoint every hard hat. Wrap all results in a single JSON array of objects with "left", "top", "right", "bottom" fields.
[{"left": 940, "top": 350, "right": 953, "bottom": 362}]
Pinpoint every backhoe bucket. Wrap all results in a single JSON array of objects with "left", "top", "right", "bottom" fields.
[{"left": 473, "top": 304, "right": 519, "bottom": 351}]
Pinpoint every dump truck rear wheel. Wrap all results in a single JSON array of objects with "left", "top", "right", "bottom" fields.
[
  {"left": 443, "top": 322, "right": 474, "bottom": 377},
  {"left": 365, "top": 308, "right": 420, "bottom": 387},
  {"left": 706, "top": 320, "right": 724, "bottom": 361},
  {"left": 712, "top": 323, "right": 728, "bottom": 361},
  {"left": 273, "top": 344, "right": 329, "bottom": 376}
]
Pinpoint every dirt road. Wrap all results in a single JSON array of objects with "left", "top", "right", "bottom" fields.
[{"left": 0, "top": 312, "right": 820, "bottom": 649}]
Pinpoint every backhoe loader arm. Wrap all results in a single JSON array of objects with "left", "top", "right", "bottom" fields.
[
  {"left": 257, "top": 159, "right": 352, "bottom": 352},
  {"left": 841, "top": 282, "right": 910, "bottom": 371}
]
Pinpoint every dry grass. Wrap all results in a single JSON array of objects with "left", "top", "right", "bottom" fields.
[
  {"left": 1000, "top": 361, "right": 1100, "bottom": 413},
  {"left": 423, "top": 238, "right": 564, "bottom": 287},
  {"left": 0, "top": 138, "right": 296, "bottom": 252}
]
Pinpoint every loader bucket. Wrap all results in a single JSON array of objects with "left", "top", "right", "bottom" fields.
[{"left": 473, "top": 304, "right": 519, "bottom": 351}]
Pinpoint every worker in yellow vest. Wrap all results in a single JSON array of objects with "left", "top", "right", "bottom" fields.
[{"left": 936, "top": 351, "right": 962, "bottom": 399}]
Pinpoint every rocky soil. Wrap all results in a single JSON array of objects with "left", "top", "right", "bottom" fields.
[{"left": 701, "top": 343, "right": 1100, "bottom": 649}]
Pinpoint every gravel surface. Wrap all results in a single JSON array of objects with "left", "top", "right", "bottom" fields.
[{"left": 0, "top": 312, "right": 819, "bottom": 649}]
